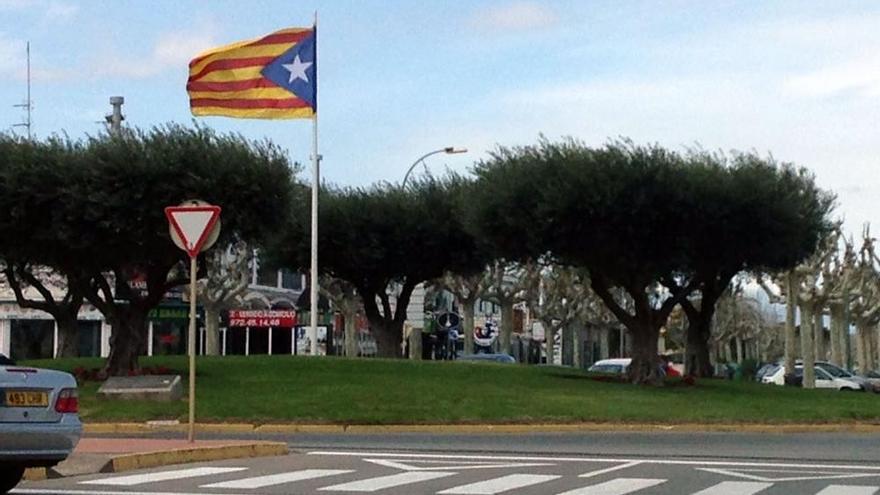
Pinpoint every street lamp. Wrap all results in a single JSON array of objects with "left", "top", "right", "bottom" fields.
[{"left": 402, "top": 146, "right": 468, "bottom": 188}]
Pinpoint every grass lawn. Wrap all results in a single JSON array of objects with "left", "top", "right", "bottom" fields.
[{"left": 21, "top": 355, "right": 880, "bottom": 424}]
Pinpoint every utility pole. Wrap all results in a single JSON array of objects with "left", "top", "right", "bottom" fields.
[
  {"left": 12, "top": 41, "right": 32, "bottom": 139},
  {"left": 106, "top": 96, "right": 125, "bottom": 135}
]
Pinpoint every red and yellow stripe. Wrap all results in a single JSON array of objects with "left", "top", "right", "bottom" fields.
[{"left": 187, "top": 28, "right": 314, "bottom": 119}]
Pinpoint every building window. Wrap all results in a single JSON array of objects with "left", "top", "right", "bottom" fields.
[
  {"left": 281, "top": 269, "right": 302, "bottom": 290},
  {"left": 257, "top": 265, "right": 279, "bottom": 288},
  {"left": 10, "top": 320, "right": 54, "bottom": 360}
]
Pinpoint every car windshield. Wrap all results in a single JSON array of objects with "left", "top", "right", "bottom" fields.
[
  {"left": 817, "top": 363, "right": 851, "bottom": 378},
  {"left": 590, "top": 364, "right": 623, "bottom": 373}
]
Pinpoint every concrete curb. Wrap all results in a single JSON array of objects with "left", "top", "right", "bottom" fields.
[
  {"left": 22, "top": 441, "right": 287, "bottom": 481},
  {"left": 105, "top": 442, "right": 288, "bottom": 473},
  {"left": 84, "top": 422, "right": 880, "bottom": 435}
]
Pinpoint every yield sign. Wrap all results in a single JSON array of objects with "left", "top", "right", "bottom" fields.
[{"left": 165, "top": 204, "right": 221, "bottom": 258}]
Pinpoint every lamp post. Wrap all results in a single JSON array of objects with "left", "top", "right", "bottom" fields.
[{"left": 402, "top": 146, "right": 467, "bottom": 188}]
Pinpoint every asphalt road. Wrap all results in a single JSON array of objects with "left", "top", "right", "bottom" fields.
[{"left": 15, "top": 431, "right": 880, "bottom": 495}]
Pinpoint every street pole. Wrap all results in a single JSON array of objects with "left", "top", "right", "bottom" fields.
[
  {"left": 108, "top": 96, "right": 124, "bottom": 135},
  {"left": 187, "top": 256, "right": 197, "bottom": 443}
]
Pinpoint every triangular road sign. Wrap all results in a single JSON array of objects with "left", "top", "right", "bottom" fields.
[{"left": 165, "top": 205, "right": 221, "bottom": 258}]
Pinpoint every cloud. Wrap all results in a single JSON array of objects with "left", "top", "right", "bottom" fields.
[
  {"left": 784, "top": 57, "right": 880, "bottom": 98},
  {"left": 94, "top": 28, "right": 218, "bottom": 79},
  {"left": 0, "top": 0, "right": 32, "bottom": 10},
  {"left": 470, "top": 2, "right": 558, "bottom": 32},
  {"left": 42, "top": 1, "right": 78, "bottom": 24}
]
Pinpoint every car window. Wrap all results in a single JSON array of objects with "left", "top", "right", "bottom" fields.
[
  {"left": 815, "top": 368, "right": 832, "bottom": 380},
  {"left": 817, "top": 363, "right": 850, "bottom": 378}
]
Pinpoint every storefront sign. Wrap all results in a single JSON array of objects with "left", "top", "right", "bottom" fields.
[{"left": 228, "top": 310, "right": 296, "bottom": 328}]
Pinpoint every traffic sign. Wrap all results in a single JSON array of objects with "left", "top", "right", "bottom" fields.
[{"left": 165, "top": 202, "right": 221, "bottom": 258}]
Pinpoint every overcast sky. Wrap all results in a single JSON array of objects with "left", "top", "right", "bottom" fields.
[{"left": 1, "top": 0, "right": 878, "bottom": 238}]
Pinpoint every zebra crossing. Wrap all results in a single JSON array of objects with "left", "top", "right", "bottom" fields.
[{"left": 56, "top": 465, "right": 880, "bottom": 494}]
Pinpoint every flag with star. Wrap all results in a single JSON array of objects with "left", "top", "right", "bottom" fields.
[{"left": 187, "top": 26, "right": 316, "bottom": 119}]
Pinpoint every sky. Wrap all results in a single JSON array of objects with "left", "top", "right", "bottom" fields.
[{"left": 1, "top": 0, "right": 879, "bottom": 238}]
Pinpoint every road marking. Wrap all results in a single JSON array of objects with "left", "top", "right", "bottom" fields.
[
  {"left": 309, "top": 451, "right": 880, "bottom": 472},
  {"left": 579, "top": 461, "right": 644, "bottom": 479},
  {"left": 79, "top": 467, "right": 247, "bottom": 486},
  {"left": 555, "top": 477, "right": 666, "bottom": 495},
  {"left": 690, "top": 481, "right": 774, "bottom": 495},
  {"left": 364, "top": 458, "right": 555, "bottom": 471},
  {"left": 319, "top": 471, "right": 455, "bottom": 492},
  {"left": 13, "top": 490, "right": 251, "bottom": 495},
  {"left": 698, "top": 467, "right": 880, "bottom": 482},
  {"left": 201, "top": 469, "right": 354, "bottom": 489},
  {"left": 438, "top": 474, "right": 560, "bottom": 494},
  {"left": 815, "top": 486, "right": 879, "bottom": 495}
]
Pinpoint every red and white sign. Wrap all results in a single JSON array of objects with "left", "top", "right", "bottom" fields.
[
  {"left": 228, "top": 309, "right": 297, "bottom": 328},
  {"left": 165, "top": 203, "right": 221, "bottom": 258}
]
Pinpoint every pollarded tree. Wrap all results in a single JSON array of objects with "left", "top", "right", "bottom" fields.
[
  {"left": 272, "top": 176, "right": 487, "bottom": 358},
  {"left": 671, "top": 151, "right": 834, "bottom": 377},
  {"left": 0, "top": 126, "right": 297, "bottom": 374},
  {"left": 0, "top": 135, "right": 90, "bottom": 357},
  {"left": 197, "top": 241, "right": 251, "bottom": 356},
  {"left": 470, "top": 140, "right": 698, "bottom": 383}
]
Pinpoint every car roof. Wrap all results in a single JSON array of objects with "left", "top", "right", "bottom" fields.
[{"left": 591, "top": 358, "right": 631, "bottom": 366}]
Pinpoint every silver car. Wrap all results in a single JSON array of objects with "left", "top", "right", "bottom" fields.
[{"left": 1, "top": 355, "right": 82, "bottom": 493}]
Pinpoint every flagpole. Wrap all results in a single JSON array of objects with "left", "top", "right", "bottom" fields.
[{"left": 309, "top": 12, "right": 320, "bottom": 356}]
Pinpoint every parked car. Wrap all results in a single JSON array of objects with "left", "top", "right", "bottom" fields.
[
  {"left": 458, "top": 353, "right": 516, "bottom": 364},
  {"left": 761, "top": 361, "right": 864, "bottom": 391},
  {"left": 588, "top": 358, "right": 632, "bottom": 375},
  {"left": 1, "top": 359, "right": 83, "bottom": 493},
  {"left": 859, "top": 370, "right": 880, "bottom": 393}
]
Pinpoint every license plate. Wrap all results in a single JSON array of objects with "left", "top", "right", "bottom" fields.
[{"left": 4, "top": 390, "right": 49, "bottom": 407}]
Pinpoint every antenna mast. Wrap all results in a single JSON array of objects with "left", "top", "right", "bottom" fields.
[{"left": 12, "top": 41, "right": 32, "bottom": 139}]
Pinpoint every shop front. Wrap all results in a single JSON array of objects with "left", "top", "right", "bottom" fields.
[{"left": 224, "top": 309, "right": 297, "bottom": 355}]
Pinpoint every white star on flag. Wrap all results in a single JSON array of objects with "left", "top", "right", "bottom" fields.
[{"left": 282, "top": 55, "right": 312, "bottom": 84}]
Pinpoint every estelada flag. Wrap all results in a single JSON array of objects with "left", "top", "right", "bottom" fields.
[{"left": 187, "top": 27, "right": 316, "bottom": 119}]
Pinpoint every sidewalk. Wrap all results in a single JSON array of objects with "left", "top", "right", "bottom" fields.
[{"left": 24, "top": 437, "right": 287, "bottom": 481}]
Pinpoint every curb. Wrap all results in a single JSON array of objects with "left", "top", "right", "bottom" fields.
[
  {"left": 84, "top": 422, "right": 880, "bottom": 435},
  {"left": 22, "top": 441, "right": 287, "bottom": 481},
  {"left": 106, "top": 442, "right": 288, "bottom": 473}
]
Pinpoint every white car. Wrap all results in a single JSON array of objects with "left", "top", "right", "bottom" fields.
[
  {"left": 588, "top": 358, "right": 632, "bottom": 374},
  {"left": 1, "top": 355, "right": 83, "bottom": 493},
  {"left": 761, "top": 361, "right": 864, "bottom": 391}
]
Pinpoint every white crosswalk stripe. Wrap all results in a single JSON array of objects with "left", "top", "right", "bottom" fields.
[
  {"left": 815, "top": 486, "right": 879, "bottom": 495},
  {"left": 318, "top": 471, "right": 455, "bottom": 492},
  {"left": 79, "top": 467, "right": 247, "bottom": 486},
  {"left": 438, "top": 474, "right": 560, "bottom": 494},
  {"left": 201, "top": 469, "right": 354, "bottom": 489},
  {"left": 555, "top": 477, "right": 667, "bottom": 495},
  {"left": 690, "top": 481, "right": 774, "bottom": 495}
]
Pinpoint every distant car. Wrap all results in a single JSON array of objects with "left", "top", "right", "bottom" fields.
[
  {"left": 859, "top": 370, "right": 880, "bottom": 393},
  {"left": 458, "top": 353, "right": 516, "bottom": 364},
  {"left": 1, "top": 359, "right": 83, "bottom": 493},
  {"left": 588, "top": 358, "right": 631, "bottom": 374},
  {"left": 761, "top": 361, "right": 864, "bottom": 391}
]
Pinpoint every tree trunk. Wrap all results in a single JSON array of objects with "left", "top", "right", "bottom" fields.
[
  {"left": 829, "top": 303, "right": 843, "bottom": 367},
  {"left": 628, "top": 318, "right": 663, "bottom": 384},
  {"left": 875, "top": 325, "right": 880, "bottom": 372},
  {"left": 203, "top": 305, "right": 221, "bottom": 356},
  {"left": 104, "top": 305, "right": 149, "bottom": 375},
  {"left": 344, "top": 308, "right": 358, "bottom": 358},
  {"left": 571, "top": 323, "right": 582, "bottom": 369},
  {"left": 368, "top": 318, "right": 403, "bottom": 358},
  {"left": 544, "top": 326, "right": 556, "bottom": 365},
  {"left": 461, "top": 299, "right": 475, "bottom": 356},
  {"left": 408, "top": 324, "right": 422, "bottom": 360},
  {"left": 784, "top": 272, "right": 798, "bottom": 378},
  {"left": 735, "top": 336, "right": 743, "bottom": 364},
  {"left": 55, "top": 313, "right": 80, "bottom": 358},
  {"left": 814, "top": 312, "right": 825, "bottom": 361},
  {"left": 800, "top": 304, "right": 815, "bottom": 389},
  {"left": 599, "top": 327, "right": 610, "bottom": 361},
  {"left": 682, "top": 300, "right": 716, "bottom": 378},
  {"left": 499, "top": 301, "right": 514, "bottom": 356}
]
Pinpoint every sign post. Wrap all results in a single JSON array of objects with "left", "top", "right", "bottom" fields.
[{"left": 165, "top": 200, "right": 221, "bottom": 443}]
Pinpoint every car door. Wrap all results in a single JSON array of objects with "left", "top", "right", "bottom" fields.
[{"left": 814, "top": 368, "right": 836, "bottom": 390}]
